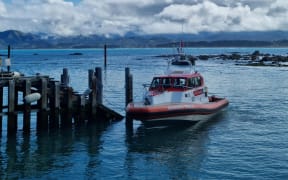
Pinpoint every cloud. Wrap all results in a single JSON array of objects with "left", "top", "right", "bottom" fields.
[
  {"left": 0, "top": 0, "right": 288, "bottom": 36},
  {"left": 0, "top": 1, "right": 6, "bottom": 14}
]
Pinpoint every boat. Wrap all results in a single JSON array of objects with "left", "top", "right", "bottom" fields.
[
  {"left": 126, "top": 61, "right": 229, "bottom": 126},
  {"left": 0, "top": 71, "right": 22, "bottom": 78},
  {"left": 170, "top": 40, "right": 196, "bottom": 66}
]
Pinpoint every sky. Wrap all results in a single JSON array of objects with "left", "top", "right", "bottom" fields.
[{"left": 0, "top": 0, "right": 287, "bottom": 36}]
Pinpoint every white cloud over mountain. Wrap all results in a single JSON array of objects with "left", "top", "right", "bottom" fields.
[{"left": 0, "top": 0, "right": 287, "bottom": 36}]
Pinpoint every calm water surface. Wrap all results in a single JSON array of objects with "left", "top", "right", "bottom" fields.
[{"left": 0, "top": 47, "right": 287, "bottom": 179}]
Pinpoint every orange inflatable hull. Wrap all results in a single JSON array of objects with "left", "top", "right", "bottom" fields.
[{"left": 126, "top": 96, "right": 229, "bottom": 123}]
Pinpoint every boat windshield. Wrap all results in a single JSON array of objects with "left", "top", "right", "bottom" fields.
[
  {"left": 150, "top": 77, "right": 187, "bottom": 90},
  {"left": 149, "top": 76, "right": 203, "bottom": 90},
  {"left": 187, "top": 76, "right": 202, "bottom": 88}
]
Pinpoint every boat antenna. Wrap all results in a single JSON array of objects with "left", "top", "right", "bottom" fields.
[
  {"left": 188, "top": 57, "right": 196, "bottom": 73},
  {"left": 166, "top": 59, "right": 171, "bottom": 74}
]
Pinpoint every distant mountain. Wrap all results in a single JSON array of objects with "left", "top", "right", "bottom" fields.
[
  {"left": 191, "top": 31, "right": 288, "bottom": 41},
  {"left": 1, "top": 30, "right": 288, "bottom": 49},
  {"left": 0, "top": 30, "right": 53, "bottom": 49}
]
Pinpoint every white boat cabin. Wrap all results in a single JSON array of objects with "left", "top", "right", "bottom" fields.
[{"left": 144, "top": 71, "right": 209, "bottom": 105}]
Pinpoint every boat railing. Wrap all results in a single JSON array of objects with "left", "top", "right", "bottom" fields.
[
  {"left": 142, "top": 83, "right": 150, "bottom": 92},
  {"left": 142, "top": 83, "right": 150, "bottom": 88},
  {"left": 166, "top": 59, "right": 195, "bottom": 74}
]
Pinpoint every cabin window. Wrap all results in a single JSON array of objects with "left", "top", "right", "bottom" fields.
[
  {"left": 163, "top": 78, "right": 171, "bottom": 88},
  {"left": 150, "top": 78, "right": 161, "bottom": 88},
  {"left": 150, "top": 77, "right": 190, "bottom": 90},
  {"left": 188, "top": 77, "right": 202, "bottom": 88},
  {"left": 173, "top": 78, "right": 186, "bottom": 88},
  {"left": 196, "top": 77, "right": 202, "bottom": 86},
  {"left": 188, "top": 78, "right": 195, "bottom": 88}
]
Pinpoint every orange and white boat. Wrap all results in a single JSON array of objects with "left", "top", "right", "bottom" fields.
[{"left": 126, "top": 61, "right": 229, "bottom": 125}]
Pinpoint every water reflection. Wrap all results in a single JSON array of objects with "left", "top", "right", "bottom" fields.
[
  {"left": 125, "top": 114, "right": 226, "bottom": 179},
  {"left": 0, "top": 118, "right": 110, "bottom": 179}
]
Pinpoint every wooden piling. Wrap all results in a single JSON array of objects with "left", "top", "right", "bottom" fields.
[
  {"left": 8, "top": 79, "right": 17, "bottom": 134},
  {"left": 0, "top": 66, "right": 123, "bottom": 136},
  {"left": 14, "top": 87, "right": 18, "bottom": 111},
  {"left": 50, "top": 81, "right": 60, "bottom": 110},
  {"left": 125, "top": 68, "right": 133, "bottom": 106},
  {"left": 60, "top": 68, "right": 73, "bottom": 111},
  {"left": 125, "top": 67, "right": 133, "bottom": 128},
  {"left": 37, "top": 110, "right": 49, "bottom": 131},
  {"left": 60, "top": 109, "right": 72, "bottom": 128},
  {"left": 49, "top": 109, "right": 60, "bottom": 130},
  {"left": 129, "top": 74, "right": 133, "bottom": 103},
  {"left": 68, "top": 87, "right": 73, "bottom": 110},
  {"left": 88, "top": 69, "right": 94, "bottom": 89},
  {"left": 7, "top": 45, "right": 11, "bottom": 72},
  {"left": 90, "top": 75, "right": 97, "bottom": 116},
  {"left": 7, "top": 114, "right": 17, "bottom": 135},
  {"left": 8, "top": 80, "right": 15, "bottom": 113},
  {"left": 95, "top": 67, "right": 103, "bottom": 104},
  {"left": 40, "top": 78, "right": 48, "bottom": 110},
  {"left": 0, "top": 86, "right": 3, "bottom": 132},
  {"left": 61, "top": 68, "right": 69, "bottom": 87},
  {"left": 74, "top": 94, "right": 86, "bottom": 125},
  {"left": 104, "top": 44, "right": 107, "bottom": 67},
  {"left": 23, "top": 79, "right": 31, "bottom": 132}
]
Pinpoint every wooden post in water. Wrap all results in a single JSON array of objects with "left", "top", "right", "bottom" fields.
[
  {"left": 68, "top": 87, "right": 73, "bottom": 110},
  {"left": 49, "top": 81, "right": 60, "bottom": 129},
  {"left": 40, "top": 78, "right": 48, "bottom": 110},
  {"left": 13, "top": 79, "right": 19, "bottom": 112},
  {"left": 50, "top": 81, "right": 60, "bottom": 110},
  {"left": 8, "top": 80, "right": 17, "bottom": 133},
  {"left": 104, "top": 44, "right": 107, "bottom": 67},
  {"left": 63, "top": 70, "right": 73, "bottom": 126},
  {"left": 37, "top": 110, "right": 49, "bottom": 132},
  {"left": 90, "top": 74, "right": 97, "bottom": 116},
  {"left": 88, "top": 69, "right": 94, "bottom": 89},
  {"left": 7, "top": 45, "right": 10, "bottom": 72},
  {"left": 79, "top": 94, "right": 86, "bottom": 121},
  {"left": 0, "top": 85, "right": 3, "bottom": 132},
  {"left": 37, "top": 78, "right": 49, "bottom": 131},
  {"left": 87, "top": 69, "right": 95, "bottom": 119},
  {"left": 61, "top": 68, "right": 69, "bottom": 87},
  {"left": 61, "top": 86, "right": 73, "bottom": 127},
  {"left": 125, "top": 68, "right": 133, "bottom": 107},
  {"left": 23, "top": 79, "right": 31, "bottom": 133},
  {"left": 89, "top": 67, "right": 103, "bottom": 118},
  {"left": 125, "top": 67, "right": 133, "bottom": 128},
  {"left": 8, "top": 80, "right": 15, "bottom": 113},
  {"left": 61, "top": 68, "right": 73, "bottom": 111},
  {"left": 95, "top": 67, "right": 103, "bottom": 104}
]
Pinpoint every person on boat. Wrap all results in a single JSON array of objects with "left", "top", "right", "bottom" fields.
[
  {"left": 173, "top": 78, "right": 180, "bottom": 88},
  {"left": 163, "top": 78, "right": 171, "bottom": 89}
]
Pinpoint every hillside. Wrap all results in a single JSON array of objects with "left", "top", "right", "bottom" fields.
[{"left": 1, "top": 30, "right": 288, "bottom": 49}]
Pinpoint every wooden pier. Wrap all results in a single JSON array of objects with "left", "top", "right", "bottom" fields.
[{"left": 0, "top": 67, "right": 123, "bottom": 135}]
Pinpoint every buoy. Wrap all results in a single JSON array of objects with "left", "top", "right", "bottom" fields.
[
  {"left": 83, "top": 88, "right": 92, "bottom": 96},
  {"left": 24, "top": 93, "right": 41, "bottom": 103},
  {"left": 12, "top": 71, "right": 21, "bottom": 78}
]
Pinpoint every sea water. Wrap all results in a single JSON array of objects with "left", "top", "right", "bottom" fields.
[{"left": 0, "top": 47, "right": 287, "bottom": 179}]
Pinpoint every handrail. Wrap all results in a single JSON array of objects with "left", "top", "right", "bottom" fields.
[{"left": 166, "top": 59, "right": 195, "bottom": 74}]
